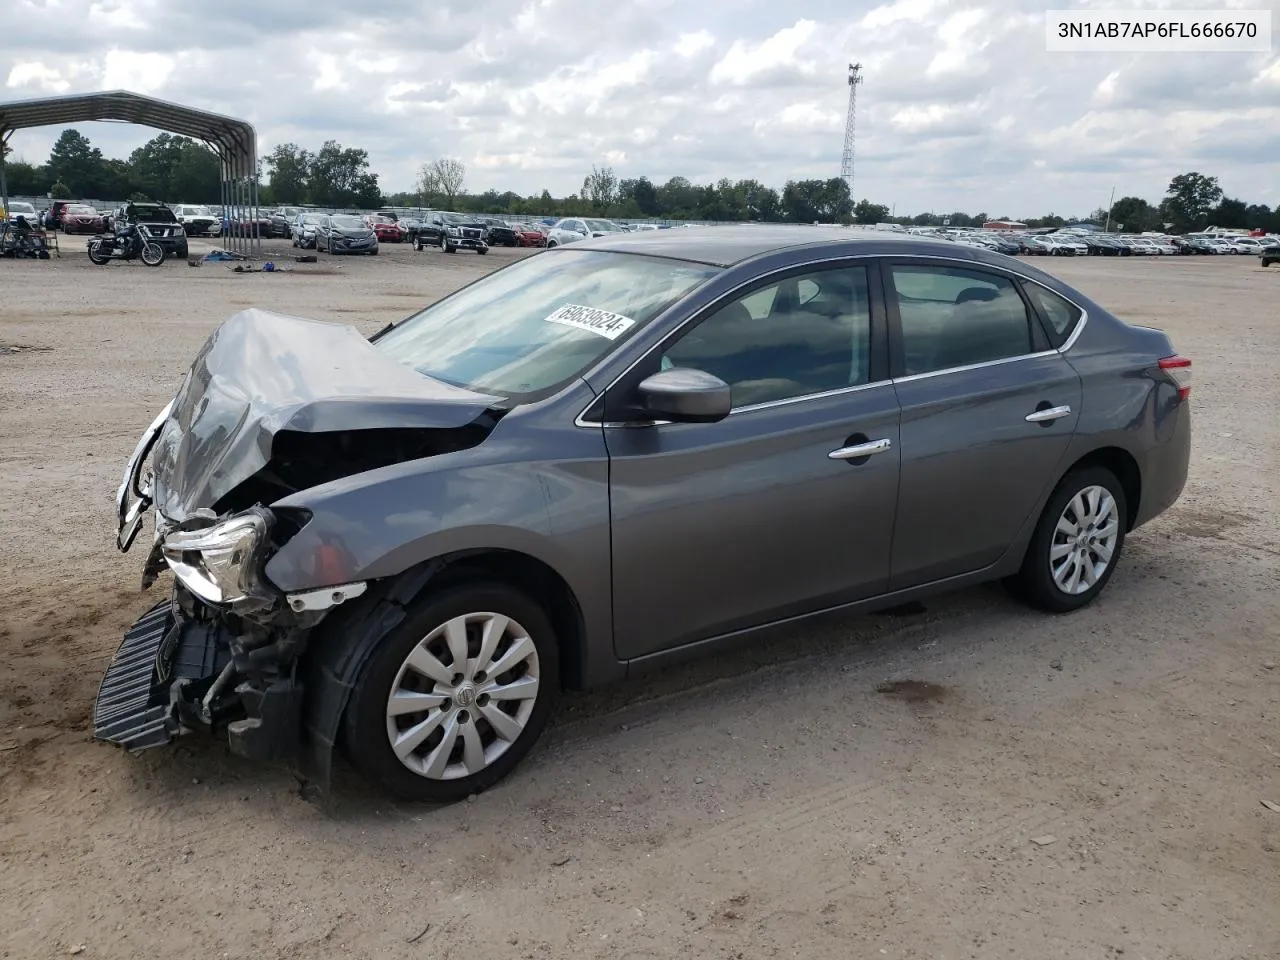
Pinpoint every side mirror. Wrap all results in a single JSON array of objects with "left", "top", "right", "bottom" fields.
[{"left": 635, "top": 368, "right": 731, "bottom": 424}]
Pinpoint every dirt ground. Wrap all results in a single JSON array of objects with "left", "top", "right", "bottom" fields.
[{"left": 1, "top": 237, "right": 1278, "bottom": 960}]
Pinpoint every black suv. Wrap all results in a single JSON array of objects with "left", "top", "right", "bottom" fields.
[{"left": 110, "top": 203, "right": 189, "bottom": 259}]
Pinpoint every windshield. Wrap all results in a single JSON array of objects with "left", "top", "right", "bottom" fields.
[
  {"left": 185, "top": 205, "right": 213, "bottom": 215},
  {"left": 301, "top": 213, "right": 325, "bottom": 224},
  {"left": 133, "top": 206, "right": 176, "bottom": 222},
  {"left": 330, "top": 215, "right": 366, "bottom": 229},
  {"left": 585, "top": 219, "right": 622, "bottom": 232},
  {"left": 375, "top": 250, "right": 719, "bottom": 401}
]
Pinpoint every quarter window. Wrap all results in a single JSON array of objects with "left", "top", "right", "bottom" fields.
[
  {"left": 662, "top": 266, "right": 872, "bottom": 408},
  {"left": 889, "top": 265, "right": 1033, "bottom": 376},
  {"left": 1023, "top": 283, "right": 1082, "bottom": 343}
]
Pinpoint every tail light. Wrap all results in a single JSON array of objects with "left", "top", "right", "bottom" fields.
[{"left": 1159, "top": 355, "right": 1192, "bottom": 400}]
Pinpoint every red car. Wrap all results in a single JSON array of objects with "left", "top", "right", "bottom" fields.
[
  {"left": 513, "top": 222, "right": 547, "bottom": 247},
  {"left": 365, "top": 215, "right": 406, "bottom": 243},
  {"left": 60, "top": 203, "right": 106, "bottom": 234}
]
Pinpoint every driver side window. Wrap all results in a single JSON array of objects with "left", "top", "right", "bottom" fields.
[{"left": 662, "top": 265, "right": 872, "bottom": 409}]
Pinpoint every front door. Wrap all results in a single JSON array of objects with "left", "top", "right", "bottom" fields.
[
  {"left": 882, "top": 259, "right": 1082, "bottom": 589},
  {"left": 605, "top": 263, "right": 903, "bottom": 661}
]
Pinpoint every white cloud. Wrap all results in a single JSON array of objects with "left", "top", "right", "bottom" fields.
[
  {"left": 860, "top": 0, "right": 941, "bottom": 29},
  {"left": 0, "top": 0, "right": 1274, "bottom": 218},
  {"left": 674, "top": 30, "right": 714, "bottom": 57},
  {"left": 100, "top": 49, "right": 173, "bottom": 94},
  {"left": 6, "top": 61, "right": 72, "bottom": 93},
  {"left": 710, "top": 20, "right": 818, "bottom": 86}
]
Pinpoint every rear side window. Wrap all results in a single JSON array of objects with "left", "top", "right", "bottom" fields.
[
  {"left": 888, "top": 265, "right": 1032, "bottom": 376},
  {"left": 1023, "top": 283, "right": 1082, "bottom": 345}
]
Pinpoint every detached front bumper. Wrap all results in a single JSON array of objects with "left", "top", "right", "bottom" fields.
[{"left": 93, "top": 592, "right": 304, "bottom": 761}]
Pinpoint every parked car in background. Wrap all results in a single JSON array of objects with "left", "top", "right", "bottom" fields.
[
  {"left": 1262, "top": 245, "right": 1279, "bottom": 267},
  {"left": 429, "top": 211, "right": 489, "bottom": 254},
  {"left": 291, "top": 212, "right": 328, "bottom": 249},
  {"left": 173, "top": 204, "right": 221, "bottom": 237},
  {"left": 268, "top": 207, "right": 303, "bottom": 238},
  {"left": 222, "top": 211, "right": 273, "bottom": 239},
  {"left": 110, "top": 202, "right": 188, "bottom": 259},
  {"left": 365, "top": 214, "right": 406, "bottom": 243},
  {"left": 545, "top": 217, "right": 626, "bottom": 247},
  {"left": 100, "top": 226, "right": 1191, "bottom": 803},
  {"left": 43, "top": 199, "right": 82, "bottom": 230},
  {"left": 2, "top": 200, "right": 38, "bottom": 222},
  {"left": 512, "top": 222, "right": 548, "bottom": 247},
  {"left": 316, "top": 213, "right": 378, "bottom": 255},
  {"left": 478, "top": 217, "right": 520, "bottom": 247},
  {"left": 58, "top": 203, "right": 106, "bottom": 234}
]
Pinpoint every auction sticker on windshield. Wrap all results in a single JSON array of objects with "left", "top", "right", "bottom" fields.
[{"left": 544, "top": 303, "right": 636, "bottom": 340}]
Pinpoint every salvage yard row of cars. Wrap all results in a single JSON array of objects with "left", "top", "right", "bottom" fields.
[
  {"left": 283, "top": 209, "right": 644, "bottom": 256},
  {"left": 919, "top": 226, "right": 1280, "bottom": 257}
]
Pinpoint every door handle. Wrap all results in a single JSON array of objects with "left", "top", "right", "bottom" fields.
[
  {"left": 1025, "top": 404, "right": 1072, "bottom": 423},
  {"left": 828, "top": 438, "right": 892, "bottom": 460}
]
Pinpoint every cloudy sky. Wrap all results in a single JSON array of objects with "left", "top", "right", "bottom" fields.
[{"left": 3, "top": 0, "right": 1278, "bottom": 217}]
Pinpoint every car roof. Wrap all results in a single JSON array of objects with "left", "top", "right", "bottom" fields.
[{"left": 577, "top": 224, "right": 959, "bottom": 267}]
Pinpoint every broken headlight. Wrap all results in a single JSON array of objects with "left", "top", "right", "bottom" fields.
[{"left": 161, "top": 509, "right": 272, "bottom": 606}]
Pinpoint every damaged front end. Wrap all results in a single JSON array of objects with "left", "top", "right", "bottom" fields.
[
  {"left": 95, "top": 308, "right": 504, "bottom": 772},
  {"left": 99, "top": 431, "right": 368, "bottom": 763}
]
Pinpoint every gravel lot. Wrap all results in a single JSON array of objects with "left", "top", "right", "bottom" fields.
[{"left": 2, "top": 239, "right": 1278, "bottom": 960}]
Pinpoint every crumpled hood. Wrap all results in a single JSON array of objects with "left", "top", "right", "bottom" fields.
[{"left": 151, "top": 308, "right": 501, "bottom": 519}]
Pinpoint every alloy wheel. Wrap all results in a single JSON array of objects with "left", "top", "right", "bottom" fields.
[
  {"left": 1049, "top": 485, "right": 1119, "bottom": 595},
  {"left": 385, "top": 612, "right": 541, "bottom": 780}
]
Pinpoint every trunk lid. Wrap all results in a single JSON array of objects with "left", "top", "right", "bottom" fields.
[{"left": 150, "top": 308, "right": 501, "bottom": 519}]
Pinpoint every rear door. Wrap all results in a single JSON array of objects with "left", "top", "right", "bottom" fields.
[
  {"left": 604, "top": 262, "right": 902, "bottom": 660},
  {"left": 883, "top": 259, "right": 1082, "bottom": 590}
]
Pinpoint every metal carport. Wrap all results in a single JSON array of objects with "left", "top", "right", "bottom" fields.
[{"left": 0, "top": 89, "right": 261, "bottom": 255}]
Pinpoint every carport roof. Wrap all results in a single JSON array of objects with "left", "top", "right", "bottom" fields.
[{"left": 0, "top": 89, "right": 256, "bottom": 167}]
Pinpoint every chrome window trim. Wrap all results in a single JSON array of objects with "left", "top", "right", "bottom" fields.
[
  {"left": 890, "top": 349, "right": 1060, "bottom": 385},
  {"left": 573, "top": 251, "right": 1091, "bottom": 429}
]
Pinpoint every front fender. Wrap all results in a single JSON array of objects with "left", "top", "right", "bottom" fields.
[
  {"left": 261, "top": 408, "right": 613, "bottom": 651},
  {"left": 263, "top": 455, "right": 609, "bottom": 592}
]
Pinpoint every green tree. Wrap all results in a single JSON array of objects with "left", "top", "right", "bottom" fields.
[
  {"left": 657, "top": 176, "right": 698, "bottom": 217},
  {"left": 47, "top": 129, "right": 105, "bottom": 196},
  {"left": 1161, "top": 172, "right": 1222, "bottom": 232},
  {"left": 2, "top": 159, "right": 49, "bottom": 195},
  {"left": 308, "top": 140, "right": 380, "bottom": 207},
  {"left": 264, "top": 143, "right": 311, "bottom": 204},
  {"left": 782, "top": 178, "right": 853, "bottom": 222},
  {"left": 1108, "top": 196, "right": 1157, "bottom": 232},
  {"left": 1244, "top": 203, "right": 1276, "bottom": 232},
  {"left": 581, "top": 164, "right": 618, "bottom": 211},
  {"left": 420, "top": 157, "right": 466, "bottom": 208},
  {"left": 49, "top": 180, "right": 72, "bottom": 199},
  {"left": 618, "top": 176, "right": 659, "bottom": 216},
  {"left": 853, "top": 199, "right": 890, "bottom": 224},
  {"left": 1207, "top": 196, "right": 1249, "bottom": 228},
  {"left": 169, "top": 141, "right": 221, "bottom": 202}
]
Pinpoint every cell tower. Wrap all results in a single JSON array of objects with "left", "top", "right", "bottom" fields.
[{"left": 840, "top": 63, "right": 864, "bottom": 197}]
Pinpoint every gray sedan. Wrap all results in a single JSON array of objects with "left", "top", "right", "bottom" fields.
[{"left": 99, "top": 227, "right": 1192, "bottom": 802}]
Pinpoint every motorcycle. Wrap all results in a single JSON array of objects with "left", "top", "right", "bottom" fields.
[{"left": 87, "top": 223, "right": 166, "bottom": 266}]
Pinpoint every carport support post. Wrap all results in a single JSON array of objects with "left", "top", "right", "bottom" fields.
[{"left": 0, "top": 130, "right": 10, "bottom": 226}]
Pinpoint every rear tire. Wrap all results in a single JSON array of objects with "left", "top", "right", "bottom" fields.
[
  {"left": 87, "top": 241, "right": 110, "bottom": 265},
  {"left": 1010, "top": 466, "right": 1127, "bottom": 613},
  {"left": 343, "top": 581, "right": 560, "bottom": 803}
]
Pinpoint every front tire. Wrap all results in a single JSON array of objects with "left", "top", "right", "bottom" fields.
[
  {"left": 141, "top": 243, "right": 166, "bottom": 266},
  {"left": 1011, "top": 466, "right": 1127, "bottom": 613},
  {"left": 343, "top": 582, "right": 560, "bottom": 802}
]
